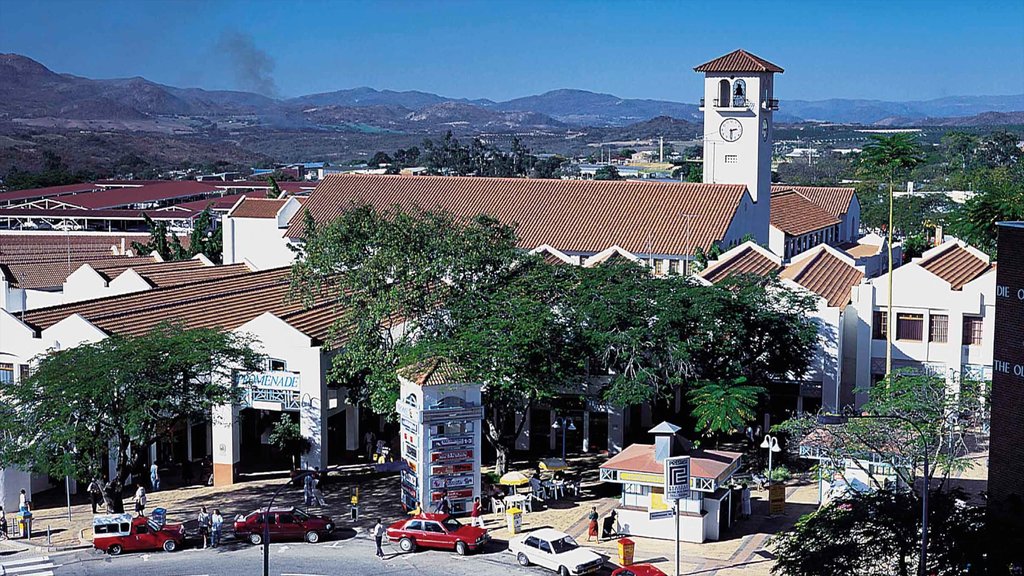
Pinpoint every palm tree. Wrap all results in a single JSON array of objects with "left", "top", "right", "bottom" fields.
[
  {"left": 860, "top": 134, "right": 925, "bottom": 386},
  {"left": 688, "top": 377, "right": 764, "bottom": 444}
]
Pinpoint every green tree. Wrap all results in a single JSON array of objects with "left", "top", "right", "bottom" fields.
[
  {"left": 946, "top": 164, "right": 1024, "bottom": 256},
  {"left": 132, "top": 207, "right": 223, "bottom": 264},
  {"left": 688, "top": 376, "right": 763, "bottom": 440},
  {"left": 0, "top": 324, "right": 263, "bottom": 512},
  {"left": 593, "top": 165, "right": 622, "bottom": 180},
  {"left": 859, "top": 134, "right": 925, "bottom": 381},
  {"left": 269, "top": 414, "right": 312, "bottom": 470},
  {"left": 901, "top": 233, "right": 930, "bottom": 260},
  {"left": 267, "top": 175, "right": 283, "bottom": 199},
  {"left": 770, "top": 488, "right": 986, "bottom": 576}
]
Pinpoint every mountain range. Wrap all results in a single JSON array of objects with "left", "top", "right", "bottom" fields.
[{"left": 2, "top": 54, "right": 1022, "bottom": 132}]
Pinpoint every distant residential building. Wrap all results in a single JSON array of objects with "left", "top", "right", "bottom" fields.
[{"left": 768, "top": 186, "right": 860, "bottom": 260}]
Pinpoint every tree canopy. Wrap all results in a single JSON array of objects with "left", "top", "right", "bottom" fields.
[
  {"left": 0, "top": 324, "right": 263, "bottom": 511},
  {"left": 131, "top": 207, "right": 224, "bottom": 264}
]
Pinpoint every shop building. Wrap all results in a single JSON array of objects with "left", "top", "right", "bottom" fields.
[{"left": 599, "top": 422, "right": 741, "bottom": 543}]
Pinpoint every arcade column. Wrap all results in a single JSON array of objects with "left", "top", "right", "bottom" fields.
[{"left": 212, "top": 403, "right": 240, "bottom": 486}]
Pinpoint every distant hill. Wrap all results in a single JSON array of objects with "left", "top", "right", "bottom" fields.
[
  {"left": 783, "top": 95, "right": 1024, "bottom": 125},
  {"left": 873, "top": 110, "right": 1024, "bottom": 127},
  {"left": 496, "top": 89, "right": 702, "bottom": 126}
]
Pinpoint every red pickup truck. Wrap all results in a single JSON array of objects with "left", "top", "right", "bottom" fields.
[{"left": 93, "top": 513, "right": 185, "bottom": 555}]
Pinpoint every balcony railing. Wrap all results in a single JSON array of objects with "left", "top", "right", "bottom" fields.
[
  {"left": 713, "top": 98, "right": 751, "bottom": 109},
  {"left": 763, "top": 98, "right": 780, "bottom": 110}
]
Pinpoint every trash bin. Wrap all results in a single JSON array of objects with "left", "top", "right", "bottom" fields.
[
  {"left": 505, "top": 507, "right": 523, "bottom": 535},
  {"left": 17, "top": 513, "right": 32, "bottom": 539},
  {"left": 617, "top": 537, "right": 635, "bottom": 566}
]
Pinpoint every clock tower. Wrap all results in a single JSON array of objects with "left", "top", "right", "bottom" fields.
[{"left": 695, "top": 49, "right": 783, "bottom": 244}]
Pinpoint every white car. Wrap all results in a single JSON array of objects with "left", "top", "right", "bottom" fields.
[{"left": 508, "top": 528, "right": 605, "bottom": 575}]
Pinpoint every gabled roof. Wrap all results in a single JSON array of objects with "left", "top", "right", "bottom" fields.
[
  {"left": 0, "top": 232, "right": 148, "bottom": 288},
  {"left": 69, "top": 182, "right": 222, "bottom": 210},
  {"left": 770, "top": 189, "right": 842, "bottom": 236},
  {"left": 699, "top": 242, "right": 782, "bottom": 284},
  {"left": 694, "top": 49, "right": 784, "bottom": 73},
  {"left": 90, "top": 259, "right": 251, "bottom": 288},
  {"left": 229, "top": 197, "right": 289, "bottom": 219},
  {"left": 0, "top": 183, "right": 100, "bottom": 204},
  {"left": 398, "top": 358, "right": 465, "bottom": 387},
  {"left": 19, "top": 267, "right": 349, "bottom": 346},
  {"left": 530, "top": 245, "right": 575, "bottom": 266},
  {"left": 771, "top": 186, "right": 856, "bottom": 219},
  {"left": 781, "top": 245, "right": 863, "bottom": 308},
  {"left": 917, "top": 241, "right": 992, "bottom": 290},
  {"left": 287, "top": 174, "right": 749, "bottom": 256}
]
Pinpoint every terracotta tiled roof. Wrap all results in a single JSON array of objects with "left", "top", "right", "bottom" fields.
[
  {"left": 772, "top": 186, "right": 856, "bottom": 218},
  {"left": 20, "top": 267, "right": 348, "bottom": 345},
  {"left": 0, "top": 183, "right": 100, "bottom": 204},
  {"left": 90, "top": 259, "right": 252, "bottom": 288},
  {"left": 0, "top": 233, "right": 149, "bottom": 288},
  {"left": 599, "top": 443, "right": 742, "bottom": 481},
  {"left": 288, "top": 174, "right": 748, "bottom": 255},
  {"left": 693, "top": 49, "right": 784, "bottom": 73},
  {"left": 161, "top": 193, "right": 250, "bottom": 213},
  {"left": 918, "top": 244, "right": 992, "bottom": 290},
  {"left": 840, "top": 241, "right": 882, "bottom": 258},
  {"left": 398, "top": 358, "right": 466, "bottom": 387},
  {"left": 699, "top": 245, "right": 781, "bottom": 284},
  {"left": 0, "top": 207, "right": 207, "bottom": 220},
  {"left": 781, "top": 247, "right": 863, "bottom": 308},
  {"left": 229, "top": 198, "right": 289, "bottom": 219},
  {"left": 770, "top": 190, "right": 842, "bottom": 236},
  {"left": 68, "top": 182, "right": 222, "bottom": 209}
]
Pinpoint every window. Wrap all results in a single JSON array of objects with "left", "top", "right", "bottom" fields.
[
  {"left": 929, "top": 315, "right": 948, "bottom": 343},
  {"left": 407, "top": 520, "right": 423, "bottom": 531},
  {"left": 896, "top": 314, "right": 924, "bottom": 341},
  {"left": 732, "top": 79, "right": 746, "bottom": 107},
  {"left": 278, "top": 514, "right": 295, "bottom": 524},
  {"left": 423, "top": 522, "right": 445, "bottom": 533},
  {"left": 136, "top": 524, "right": 149, "bottom": 535},
  {"left": 0, "top": 363, "right": 13, "bottom": 385},
  {"left": 525, "top": 536, "right": 541, "bottom": 549},
  {"left": 718, "top": 79, "right": 730, "bottom": 107},
  {"left": 872, "top": 311, "right": 888, "bottom": 340},
  {"left": 724, "top": 154, "right": 738, "bottom": 164},
  {"left": 538, "top": 540, "right": 552, "bottom": 554},
  {"left": 962, "top": 316, "right": 984, "bottom": 345},
  {"left": 269, "top": 358, "right": 286, "bottom": 371}
]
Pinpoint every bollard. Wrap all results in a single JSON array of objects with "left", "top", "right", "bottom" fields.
[{"left": 46, "top": 525, "right": 51, "bottom": 546}]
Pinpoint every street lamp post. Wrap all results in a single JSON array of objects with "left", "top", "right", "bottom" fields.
[
  {"left": 551, "top": 417, "right": 576, "bottom": 462},
  {"left": 818, "top": 413, "right": 930, "bottom": 576},
  {"left": 760, "top": 434, "right": 781, "bottom": 484},
  {"left": 262, "top": 470, "right": 314, "bottom": 576}
]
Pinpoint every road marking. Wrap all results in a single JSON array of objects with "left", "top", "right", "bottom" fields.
[
  {"left": 0, "top": 555, "right": 58, "bottom": 576},
  {"left": 141, "top": 554, "right": 150, "bottom": 562},
  {"left": 281, "top": 573, "right": 327, "bottom": 576},
  {"left": 277, "top": 545, "right": 291, "bottom": 553}
]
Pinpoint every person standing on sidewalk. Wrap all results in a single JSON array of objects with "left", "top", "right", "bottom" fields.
[
  {"left": 133, "top": 484, "right": 147, "bottom": 517},
  {"left": 87, "top": 478, "right": 103, "bottom": 514},
  {"left": 303, "top": 470, "right": 314, "bottom": 506},
  {"left": 312, "top": 468, "right": 327, "bottom": 507},
  {"left": 150, "top": 461, "right": 161, "bottom": 492},
  {"left": 470, "top": 497, "right": 484, "bottom": 528},
  {"left": 0, "top": 506, "right": 7, "bottom": 540},
  {"left": 211, "top": 509, "right": 224, "bottom": 548},
  {"left": 372, "top": 518, "right": 386, "bottom": 559},
  {"left": 198, "top": 506, "right": 212, "bottom": 548}
]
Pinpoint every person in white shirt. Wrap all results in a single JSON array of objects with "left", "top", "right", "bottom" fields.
[
  {"left": 211, "top": 509, "right": 224, "bottom": 548},
  {"left": 372, "top": 518, "right": 386, "bottom": 558},
  {"left": 198, "top": 506, "right": 211, "bottom": 548},
  {"left": 134, "top": 485, "right": 147, "bottom": 517},
  {"left": 18, "top": 490, "right": 28, "bottom": 512}
]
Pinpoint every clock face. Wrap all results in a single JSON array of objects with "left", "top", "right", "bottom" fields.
[
  {"left": 720, "top": 118, "right": 743, "bottom": 142},
  {"left": 762, "top": 118, "right": 769, "bottom": 142}
]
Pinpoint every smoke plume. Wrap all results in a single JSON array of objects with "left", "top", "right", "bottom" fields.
[{"left": 216, "top": 31, "right": 280, "bottom": 98}]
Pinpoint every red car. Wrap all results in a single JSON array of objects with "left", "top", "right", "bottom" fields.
[
  {"left": 93, "top": 513, "right": 185, "bottom": 556},
  {"left": 386, "top": 513, "right": 489, "bottom": 556},
  {"left": 612, "top": 565, "right": 667, "bottom": 576},
  {"left": 233, "top": 507, "right": 335, "bottom": 544}
]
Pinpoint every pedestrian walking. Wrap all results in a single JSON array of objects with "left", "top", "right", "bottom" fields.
[
  {"left": 470, "top": 497, "right": 484, "bottom": 528},
  {"left": 303, "top": 469, "right": 315, "bottom": 506},
  {"left": 312, "top": 471, "right": 327, "bottom": 507},
  {"left": 150, "top": 461, "right": 161, "bottom": 492},
  {"left": 211, "top": 509, "right": 224, "bottom": 548},
  {"left": 87, "top": 478, "right": 103, "bottom": 514},
  {"left": 198, "top": 506, "right": 212, "bottom": 548},
  {"left": 586, "top": 507, "right": 599, "bottom": 542},
  {"left": 741, "top": 483, "right": 752, "bottom": 518},
  {"left": 133, "top": 484, "right": 147, "bottom": 517},
  {"left": 364, "top": 431, "right": 376, "bottom": 462},
  {"left": 375, "top": 439, "right": 385, "bottom": 463},
  {"left": 0, "top": 506, "right": 7, "bottom": 540},
  {"left": 372, "top": 518, "right": 386, "bottom": 559}
]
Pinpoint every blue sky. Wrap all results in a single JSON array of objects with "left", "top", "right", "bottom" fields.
[{"left": 2, "top": 0, "right": 1022, "bottom": 102}]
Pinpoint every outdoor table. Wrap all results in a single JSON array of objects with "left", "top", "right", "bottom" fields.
[{"left": 505, "top": 494, "right": 530, "bottom": 512}]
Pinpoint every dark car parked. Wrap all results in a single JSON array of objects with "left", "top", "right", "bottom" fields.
[{"left": 233, "top": 507, "right": 335, "bottom": 544}]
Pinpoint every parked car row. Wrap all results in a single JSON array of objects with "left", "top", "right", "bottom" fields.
[{"left": 92, "top": 506, "right": 335, "bottom": 555}]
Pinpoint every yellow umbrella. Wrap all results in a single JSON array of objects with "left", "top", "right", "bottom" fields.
[
  {"left": 499, "top": 471, "right": 530, "bottom": 488},
  {"left": 540, "top": 458, "right": 568, "bottom": 472}
]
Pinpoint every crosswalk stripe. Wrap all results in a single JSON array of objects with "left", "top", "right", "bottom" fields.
[
  {"left": 0, "top": 557, "right": 49, "bottom": 567},
  {"left": 5, "top": 563, "right": 57, "bottom": 574}
]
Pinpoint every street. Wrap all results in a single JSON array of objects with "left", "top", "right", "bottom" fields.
[{"left": 2, "top": 533, "right": 616, "bottom": 576}]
